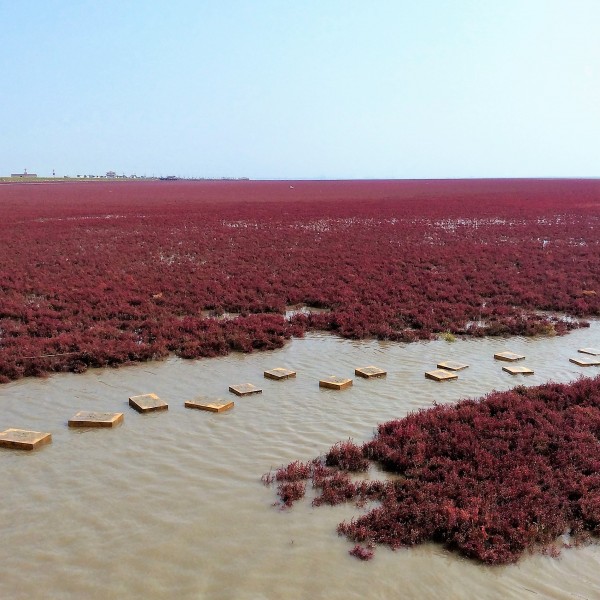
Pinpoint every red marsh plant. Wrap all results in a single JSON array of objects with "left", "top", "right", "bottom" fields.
[
  {"left": 264, "top": 375, "right": 600, "bottom": 564},
  {"left": 0, "top": 179, "right": 598, "bottom": 382}
]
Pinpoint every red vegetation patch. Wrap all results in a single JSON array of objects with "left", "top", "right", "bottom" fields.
[
  {"left": 349, "top": 544, "right": 375, "bottom": 561},
  {"left": 277, "top": 481, "right": 306, "bottom": 508},
  {"left": 325, "top": 440, "right": 370, "bottom": 472},
  {"left": 0, "top": 179, "right": 599, "bottom": 383},
  {"left": 264, "top": 376, "right": 600, "bottom": 564},
  {"left": 274, "top": 460, "right": 312, "bottom": 482}
]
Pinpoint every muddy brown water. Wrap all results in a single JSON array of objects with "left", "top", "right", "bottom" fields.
[{"left": 2, "top": 325, "right": 600, "bottom": 600}]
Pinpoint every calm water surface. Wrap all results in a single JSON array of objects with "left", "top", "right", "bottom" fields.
[{"left": 2, "top": 325, "right": 600, "bottom": 599}]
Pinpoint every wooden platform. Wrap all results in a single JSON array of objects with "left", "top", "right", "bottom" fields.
[
  {"left": 185, "top": 400, "right": 234, "bottom": 413},
  {"left": 0, "top": 428, "right": 52, "bottom": 450},
  {"left": 437, "top": 361, "right": 469, "bottom": 371},
  {"left": 494, "top": 351, "right": 525, "bottom": 362},
  {"left": 579, "top": 348, "right": 600, "bottom": 356},
  {"left": 68, "top": 411, "right": 124, "bottom": 428},
  {"left": 229, "top": 383, "right": 263, "bottom": 396},
  {"left": 425, "top": 369, "right": 458, "bottom": 381},
  {"left": 264, "top": 367, "right": 296, "bottom": 380},
  {"left": 319, "top": 376, "right": 353, "bottom": 390},
  {"left": 128, "top": 393, "right": 168, "bottom": 413},
  {"left": 570, "top": 357, "right": 600, "bottom": 367},
  {"left": 502, "top": 365, "right": 534, "bottom": 375},
  {"left": 355, "top": 366, "right": 387, "bottom": 379}
]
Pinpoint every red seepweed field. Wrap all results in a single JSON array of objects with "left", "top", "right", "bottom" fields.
[{"left": 0, "top": 178, "right": 599, "bottom": 383}]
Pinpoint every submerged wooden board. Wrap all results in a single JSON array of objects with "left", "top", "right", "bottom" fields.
[
  {"left": 264, "top": 368, "right": 296, "bottom": 380},
  {"left": 578, "top": 348, "right": 600, "bottom": 356},
  {"left": 437, "top": 361, "right": 469, "bottom": 371},
  {"left": 68, "top": 411, "right": 124, "bottom": 428},
  {"left": 502, "top": 365, "right": 534, "bottom": 375},
  {"left": 494, "top": 351, "right": 525, "bottom": 362},
  {"left": 229, "top": 383, "right": 263, "bottom": 396},
  {"left": 128, "top": 393, "right": 168, "bottom": 413},
  {"left": 0, "top": 428, "right": 52, "bottom": 450},
  {"left": 570, "top": 357, "right": 600, "bottom": 367},
  {"left": 425, "top": 369, "right": 458, "bottom": 382},
  {"left": 319, "top": 376, "right": 353, "bottom": 390},
  {"left": 355, "top": 366, "right": 387, "bottom": 379},
  {"left": 185, "top": 400, "right": 234, "bottom": 413}
]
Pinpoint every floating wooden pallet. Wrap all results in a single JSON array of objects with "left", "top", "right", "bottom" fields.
[
  {"left": 319, "top": 376, "right": 353, "bottom": 390},
  {"left": 0, "top": 428, "right": 52, "bottom": 450},
  {"left": 578, "top": 348, "right": 600, "bottom": 356},
  {"left": 185, "top": 400, "right": 234, "bottom": 413},
  {"left": 570, "top": 357, "right": 600, "bottom": 367},
  {"left": 355, "top": 366, "right": 387, "bottom": 379},
  {"left": 129, "top": 393, "right": 168, "bottom": 413},
  {"left": 437, "top": 361, "right": 468, "bottom": 371},
  {"left": 264, "top": 368, "right": 296, "bottom": 380},
  {"left": 502, "top": 365, "right": 534, "bottom": 375},
  {"left": 425, "top": 369, "right": 458, "bottom": 382},
  {"left": 229, "top": 383, "right": 262, "bottom": 396},
  {"left": 68, "top": 411, "right": 124, "bottom": 428},
  {"left": 494, "top": 351, "right": 525, "bottom": 362}
]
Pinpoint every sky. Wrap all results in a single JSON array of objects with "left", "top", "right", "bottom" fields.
[{"left": 1, "top": 0, "right": 599, "bottom": 179}]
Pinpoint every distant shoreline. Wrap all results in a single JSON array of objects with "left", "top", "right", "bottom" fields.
[
  {"left": 1, "top": 176, "right": 599, "bottom": 186},
  {"left": 0, "top": 176, "right": 252, "bottom": 184}
]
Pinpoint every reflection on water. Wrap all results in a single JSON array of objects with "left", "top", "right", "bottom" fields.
[{"left": 1, "top": 325, "right": 600, "bottom": 599}]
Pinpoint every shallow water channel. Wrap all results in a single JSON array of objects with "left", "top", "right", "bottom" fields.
[{"left": 2, "top": 324, "right": 600, "bottom": 599}]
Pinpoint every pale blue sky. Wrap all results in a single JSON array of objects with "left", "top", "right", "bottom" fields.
[{"left": 1, "top": 1, "right": 599, "bottom": 179}]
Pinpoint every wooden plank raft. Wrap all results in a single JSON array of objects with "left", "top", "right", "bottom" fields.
[
  {"left": 185, "top": 400, "right": 234, "bottom": 413},
  {"left": 0, "top": 428, "right": 52, "bottom": 450},
  {"left": 570, "top": 357, "right": 600, "bottom": 367},
  {"left": 68, "top": 412, "right": 124, "bottom": 428},
  {"left": 319, "top": 376, "right": 353, "bottom": 390},
  {"left": 129, "top": 393, "right": 168, "bottom": 413},
  {"left": 494, "top": 351, "right": 525, "bottom": 362},
  {"left": 229, "top": 383, "right": 262, "bottom": 396},
  {"left": 425, "top": 369, "right": 458, "bottom": 381},
  {"left": 355, "top": 366, "right": 387, "bottom": 379},
  {"left": 264, "top": 368, "right": 296, "bottom": 380},
  {"left": 437, "top": 361, "right": 468, "bottom": 371},
  {"left": 502, "top": 365, "right": 534, "bottom": 375},
  {"left": 578, "top": 348, "right": 600, "bottom": 356}
]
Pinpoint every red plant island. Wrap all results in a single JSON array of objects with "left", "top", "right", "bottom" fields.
[{"left": 263, "top": 375, "right": 600, "bottom": 564}]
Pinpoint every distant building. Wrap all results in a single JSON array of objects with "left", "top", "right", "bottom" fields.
[
  {"left": 106, "top": 171, "right": 116, "bottom": 178},
  {"left": 11, "top": 170, "right": 37, "bottom": 178}
]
